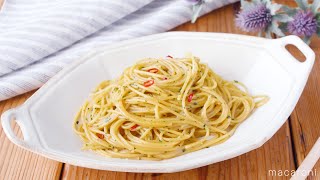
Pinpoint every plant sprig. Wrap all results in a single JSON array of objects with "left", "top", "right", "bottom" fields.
[{"left": 188, "top": 0, "right": 320, "bottom": 44}]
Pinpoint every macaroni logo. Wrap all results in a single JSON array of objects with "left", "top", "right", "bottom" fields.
[{"left": 268, "top": 169, "right": 317, "bottom": 177}]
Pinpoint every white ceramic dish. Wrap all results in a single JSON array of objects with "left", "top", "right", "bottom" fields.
[{"left": 1, "top": 32, "right": 315, "bottom": 173}]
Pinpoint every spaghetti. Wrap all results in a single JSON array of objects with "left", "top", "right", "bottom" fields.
[{"left": 73, "top": 55, "right": 268, "bottom": 160}]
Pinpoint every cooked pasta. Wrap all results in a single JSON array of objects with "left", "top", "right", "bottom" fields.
[{"left": 73, "top": 55, "right": 268, "bottom": 160}]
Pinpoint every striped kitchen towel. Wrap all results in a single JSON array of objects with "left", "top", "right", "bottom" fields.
[{"left": 0, "top": 0, "right": 238, "bottom": 101}]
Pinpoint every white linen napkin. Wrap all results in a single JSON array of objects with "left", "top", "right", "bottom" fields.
[{"left": 0, "top": 0, "right": 238, "bottom": 101}]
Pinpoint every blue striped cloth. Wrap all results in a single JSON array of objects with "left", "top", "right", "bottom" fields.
[{"left": 0, "top": 0, "right": 238, "bottom": 101}]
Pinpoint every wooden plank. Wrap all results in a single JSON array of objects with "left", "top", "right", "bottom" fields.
[
  {"left": 0, "top": 92, "right": 63, "bottom": 180},
  {"left": 62, "top": 4, "right": 295, "bottom": 180}
]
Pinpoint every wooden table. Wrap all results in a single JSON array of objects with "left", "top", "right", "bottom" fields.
[{"left": 0, "top": 1, "right": 319, "bottom": 179}]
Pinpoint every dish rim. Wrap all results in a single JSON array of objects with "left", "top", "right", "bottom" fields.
[{"left": 1, "top": 32, "right": 315, "bottom": 173}]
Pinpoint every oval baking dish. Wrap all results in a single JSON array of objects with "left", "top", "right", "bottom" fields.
[{"left": 1, "top": 32, "right": 315, "bottom": 173}]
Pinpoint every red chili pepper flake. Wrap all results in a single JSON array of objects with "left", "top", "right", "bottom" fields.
[
  {"left": 144, "top": 79, "right": 154, "bottom": 87},
  {"left": 163, "top": 77, "right": 168, "bottom": 80},
  {"left": 167, "top": 55, "right": 173, "bottom": 58},
  {"left": 96, "top": 133, "right": 104, "bottom": 139},
  {"left": 187, "top": 93, "right": 194, "bottom": 102},
  {"left": 130, "top": 124, "right": 139, "bottom": 131},
  {"left": 147, "top": 68, "right": 158, "bottom": 73}
]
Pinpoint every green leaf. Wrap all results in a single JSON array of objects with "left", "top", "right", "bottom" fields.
[
  {"left": 273, "top": 14, "right": 293, "bottom": 22},
  {"left": 279, "top": 22, "right": 288, "bottom": 33},
  {"left": 317, "top": 28, "right": 320, "bottom": 37},
  {"left": 271, "top": 21, "right": 285, "bottom": 37},
  {"left": 269, "top": 4, "right": 282, "bottom": 15},
  {"left": 240, "top": 0, "right": 250, "bottom": 9},
  {"left": 282, "top": 5, "right": 297, "bottom": 16},
  {"left": 260, "top": 0, "right": 272, "bottom": 4},
  {"left": 302, "top": 36, "right": 311, "bottom": 45},
  {"left": 264, "top": 0, "right": 272, "bottom": 8},
  {"left": 295, "top": 0, "right": 308, "bottom": 10},
  {"left": 252, "top": 0, "right": 260, "bottom": 4},
  {"left": 311, "top": 0, "right": 320, "bottom": 14},
  {"left": 315, "top": 13, "right": 320, "bottom": 24},
  {"left": 265, "top": 28, "right": 272, "bottom": 38}
]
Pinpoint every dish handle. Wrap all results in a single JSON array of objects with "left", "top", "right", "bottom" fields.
[
  {"left": 1, "top": 108, "right": 41, "bottom": 151},
  {"left": 273, "top": 35, "right": 315, "bottom": 73}
]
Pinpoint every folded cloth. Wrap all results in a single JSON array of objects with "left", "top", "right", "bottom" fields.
[{"left": 0, "top": 0, "right": 238, "bottom": 101}]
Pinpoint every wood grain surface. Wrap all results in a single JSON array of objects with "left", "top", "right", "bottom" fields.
[{"left": 0, "top": 0, "right": 319, "bottom": 179}]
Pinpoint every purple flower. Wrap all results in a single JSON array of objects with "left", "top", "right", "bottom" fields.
[
  {"left": 236, "top": 3, "right": 272, "bottom": 32},
  {"left": 287, "top": 10, "right": 318, "bottom": 37}
]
